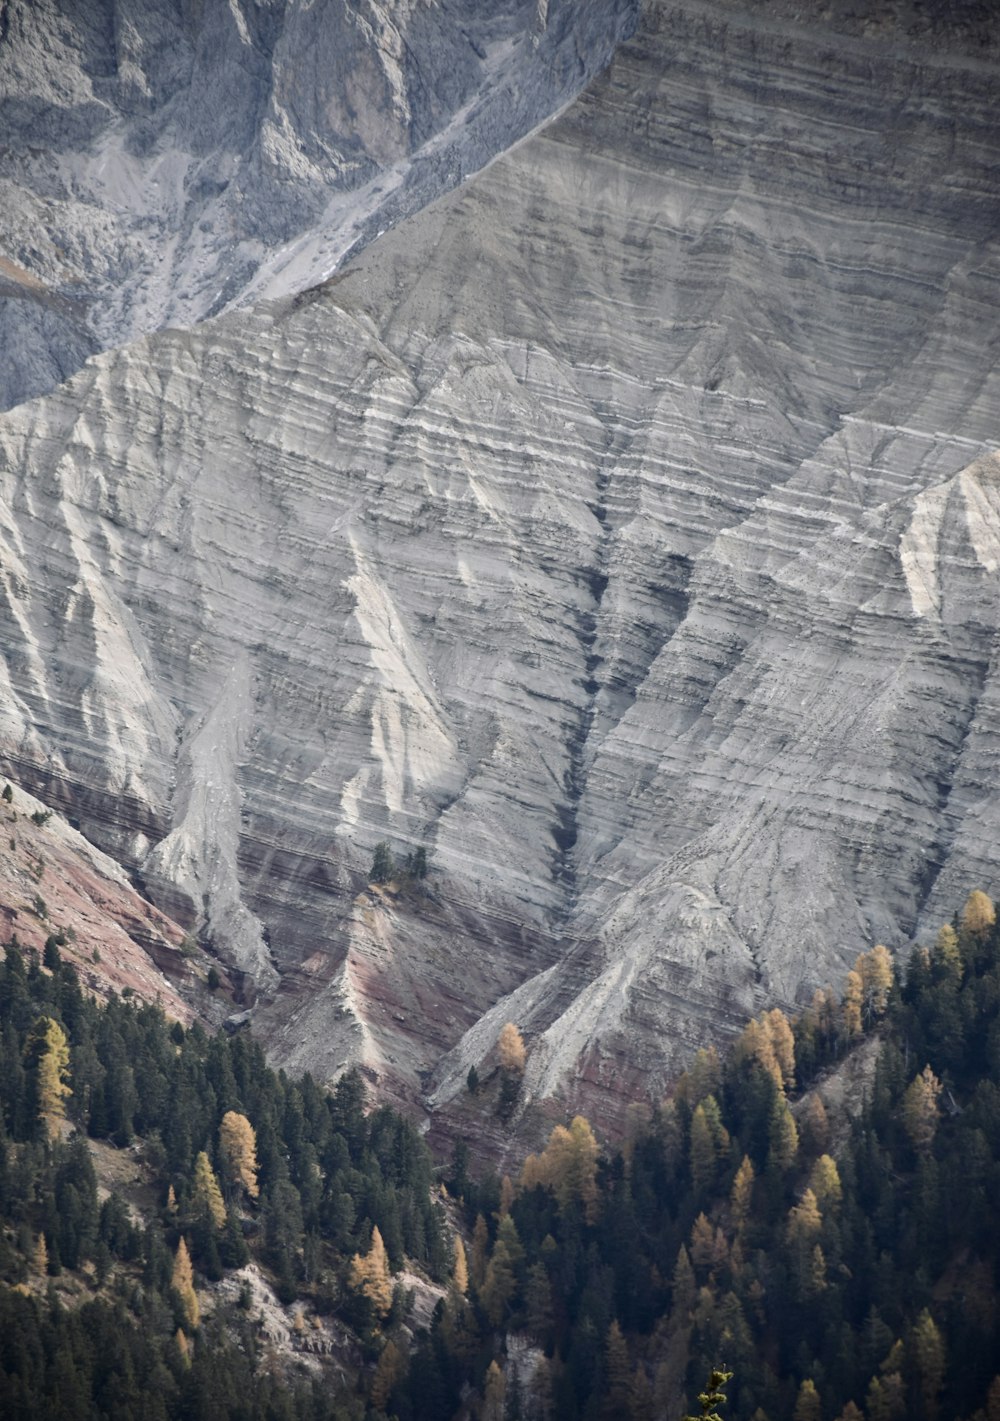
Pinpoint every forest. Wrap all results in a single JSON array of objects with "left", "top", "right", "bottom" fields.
[{"left": 0, "top": 891, "right": 999, "bottom": 1421}]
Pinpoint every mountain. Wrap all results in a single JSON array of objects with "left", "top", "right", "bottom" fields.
[
  {"left": 0, "top": 0, "right": 637, "bottom": 411},
  {"left": 0, "top": 0, "right": 998, "bottom": 1132}
]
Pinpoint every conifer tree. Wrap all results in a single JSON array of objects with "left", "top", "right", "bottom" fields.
[
  {"left": 371, "top": 1338, "right": 406, "bottom": 1409},
  {"left": 858, "top": 944, "right": 894, "bottom": 1021},
  {"left": 766, "top": 1095, "right": 799, "bottom": 1173},
  {"left": 764, "top": 1008, "right": 796, "bottom": 1089},
  {"left": 452, "top": 1234, "right": 468, "bottom": 1295},
  {"left": 807, "top": 1154, "right": 842, "bottom": 1210},
  {"left": 603, "top": 1320, "right": 631, "bottom": 1421},
  {"left": 960, "top": 888, "right": 995, "bottom": 940},
  {"left": 470, "top": 1212, "right": 489, "bottom": 1290},
  {"left": 192, "top": 1150, "right": 226, "bottom": 1229},
  {"left": 219, "top": 1110, "right": 259, "bottom": 1200},
  {"left": 172, "top": 1236, "right": 200, "bottom": 1330},
  {"left": 794, "top": 1379, "right": 821, "bottom": 1421},
  {"left": 498, "top": 1022, "right": 526, "bottom": 1074},
  {"left": 902, "top": 1066, "right": 942, "bottom": 1155},
  {"left": 730, "top": 1155, "right": 755, "bottom": 1235},
  {"left": 26, "top": 1016, "right": 71, "bottom": 1139},
  {"left": 909, "top": 1310, "right": 945, "bottom": 1421},
  {"left": 348, "top": 1224, "right": 393, "bottom": 1317},
  {"left": 483, "top": 1360, "right": 506, "bottom": 1421}
]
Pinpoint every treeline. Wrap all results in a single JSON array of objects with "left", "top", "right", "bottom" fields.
[
  {"left": 0, "top": 937, "right": 448, "bottom": 1419},
  {"left": 382, "top": 892, "right": 1000, "bottom": 1421},
  {"left": 2, "top": 892, "right": 1000, "bottom": 1421}
]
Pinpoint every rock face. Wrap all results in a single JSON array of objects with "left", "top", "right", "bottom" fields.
[
  {"left": 0, "top": 0, "right": 999, "bottom": 1133},
  {"left": 0, "top": 0, "right": 638, "bottom": 410},
  {"left": 0, "top": 778, "right": 200, "bottom": 1022}
]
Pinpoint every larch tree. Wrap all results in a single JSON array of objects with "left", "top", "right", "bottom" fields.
[
  {"left": 910, "top": 1309, "right": 945, "bottom": 1421},
  {"left": 799, "top": 1094, "right": 831, "bottom": 1157},
  {"left": 902, "top": 1066, "right": 942, "bottom": 1155},
  {"left": 172, "top": 1236, "right": 200, "bottom": 1330},
  {"left": 960, "top": 888, "right": 995, "bottom": 939},
  {"left": 730, "top": 1155, "right": 755, "bottom": 1234},
  {"left": 371, "top": 1339, "right": 406, "bottom": 1410},
  {"left": 219, "top": 1110, "right": 259, "bottom": 1200},
  {"left": 841, "top": 968, "right": 863, "bottom": 1040},
  {"left": 767, "top": 1095, "right": 799, "bottom": 1173},
  {"left": 349, "top": 1225, "right": 393, "bottom": 1317},
  {"left": 483, "top": 1361, "right": 506, "bottom": 1421},
  {"left": 793, "top": 1378, "right": 822, "bottom": 1421},
  {"left": 498, "top": 1022, "right": 526, "bottom": 1074},
  {"left": 452, "top": 1235, "right": 468, "bottom": 1295},
  {"left": 764, "top": 1008, "right": 796, "bottom": 1089},
  {"left": 192, "top": 1150, "right": 226, "bottom": 1229},
  {"left": 858, "top": 944, "right": 894, "bottom": 1021},
  {"left": 807, "top": 1154, "right": 843, "bottom": 1210},
  {"left": 26, "top": 1015, "right": 71, "bottom": 1139}
]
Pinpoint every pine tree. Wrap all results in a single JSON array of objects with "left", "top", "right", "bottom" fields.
[
  {"left": 370, "top": 841, "right": 394, "bottom": 884},
  {"left": 219, "top": 1110, "right": 259, "bottom": 1200}
]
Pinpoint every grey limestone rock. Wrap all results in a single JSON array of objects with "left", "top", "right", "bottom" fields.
[
  {"left": 0, "top": 0, "right": 999, "bottom": 1131},
  {"left": 0, "top": 0, "right": 638, "bottom": 411}
]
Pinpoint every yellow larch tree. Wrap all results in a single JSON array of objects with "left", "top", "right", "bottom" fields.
[
  {"left": 192, "top": 1150, "right": 226, "bottom": 1229},
  {"left": 348, "top": 1225, "right": 393, "bottom": 1317},
  {"left": 452, "top": 1235, "right": 469, "bottom": 1295},
  {"left": 960, "top": 888, "right": 995, "bottom": 940},
  {"left": 498, "top": 1022, "right": 526, "bottom": 1074},
  {"left": 219, "top": 1110, "right": 259, "bottom": 1200},
  {"left": 27, "top": 1016, "right": 71, "bottom": 1139},
  {"left": 172, "top": 1237, "right": 200, "bottom": 1330},
  {"left": 902, "top": 1065, "right": 942, "bottom": 1155}
]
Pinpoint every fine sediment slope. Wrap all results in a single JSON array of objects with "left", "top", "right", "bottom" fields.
[
  {"left": 0, "top": 0, "right": 998, "bottom": 1131},
  {"left": 0, "top": 0, "right": 637, "bottom": 411}
]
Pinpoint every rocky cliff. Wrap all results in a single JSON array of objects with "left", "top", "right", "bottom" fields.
[
  {"left": 0, "top": 0, "right": 998, "bottom": 1134},
  {"left": 0, "top": 0, "right": 637, "bottom": 410}
]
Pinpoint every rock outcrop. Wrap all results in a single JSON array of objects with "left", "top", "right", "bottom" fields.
[
  {"left": 0, "top": 0, "right": 637, "bottom": 410},
  {"left": 0, "top": 0, "right": 998, "bottom": 1133},
  {"left": 0, "top": 778, "right": 201, "bottom": 1021}
]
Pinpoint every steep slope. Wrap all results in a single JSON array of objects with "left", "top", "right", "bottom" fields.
[
  {"left": 0, "top": 0, "right": 998, "bottom": 1129},
  {"left": 0, "top": 0, "right": 637, "bottom": 410},
  {"left": 0, "top": 778, "right": 201, "bottom": 1021}
]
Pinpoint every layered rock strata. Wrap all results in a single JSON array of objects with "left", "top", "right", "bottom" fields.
[
  {"left": 0, "top": 0, "right": 998, "bottom": 1130},
  {"left": 0, "top": 0, "right": 637, "bottom": 410}
]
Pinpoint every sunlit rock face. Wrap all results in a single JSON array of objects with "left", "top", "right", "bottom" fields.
[
  {"left": 0, "top": 0, "right": 637, "bottom": 410},
  {"left": 0, "top": 0, "right": 998, "bottom": 1132}
]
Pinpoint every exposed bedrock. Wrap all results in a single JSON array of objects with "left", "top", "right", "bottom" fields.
[
  {"left": 0, "top": 0, "right": 638, "bottom": 410},
  {"left": 0, "top": 0, "right": 998, "bottom": 1132}
]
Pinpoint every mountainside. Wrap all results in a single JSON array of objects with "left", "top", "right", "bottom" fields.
[
  {"left": 0, "top": 0, "right": 637, "bottom": 411},
  {"left": 0, "top": 0, "right": 999, "bottom": 1132}
]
